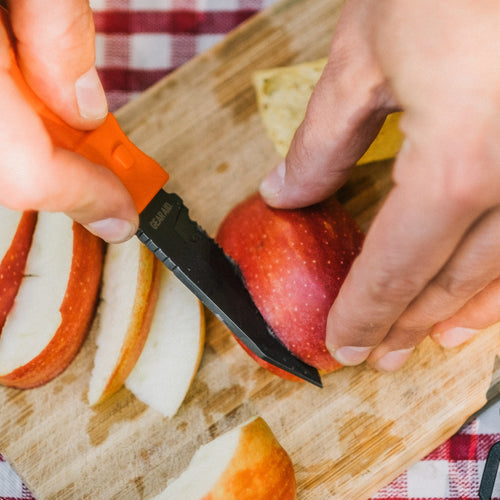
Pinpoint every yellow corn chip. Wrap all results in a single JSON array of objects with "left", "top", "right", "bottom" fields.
[{"left": 252, "top": 58, "right": 403, "bottom": 164}]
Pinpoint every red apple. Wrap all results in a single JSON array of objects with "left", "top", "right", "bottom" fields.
[
  {"left": 216, "top": 192, "right": 364, "bottom": 375},
  {"left": 0, "top": 209, "right": 37, "bottom": 334},
  {"left": 0, "top": 213, "right": 104, "bottom": 389}
]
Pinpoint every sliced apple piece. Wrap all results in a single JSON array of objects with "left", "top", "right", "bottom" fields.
[
  {"left": 153, "top": 416, "right": 296, "bottom": 500},
  {"left": 125, "top": 266, "right": 205, "bottom": 417},
  {"left": 0, "top": 208, "right": 37, "bottom": 334},
  {"left": 87, "top": 238, "right": 160, "bottom": 406},
  {"left": 0, "top": 212, "right": 104, "bottom": 389}
]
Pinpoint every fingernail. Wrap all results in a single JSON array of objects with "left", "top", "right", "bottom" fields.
[
  {"left": 435, "top": 327, "right": 478, "bottom": 349},
  {"left": 85, "top": 218, "right": 136, "bottom": 243},
  {"left": 331, "top": 346, "right": 372, "bottom": 366},
  {"left": 373, "top": 348, "right": 414, "bottom": 372},
  {"left": 75, "top": 66, "right": 108, "bottom": 120},
  {"left": 260, "top": 161, "right": 286, "bottom": 200}
]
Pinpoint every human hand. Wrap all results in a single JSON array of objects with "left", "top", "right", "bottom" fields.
[
  {"left": 260, "top": 0, "right": 500, "bottom": 371},
  {"left": 0, "top": 0, "right": 138, "bottom": 243}
]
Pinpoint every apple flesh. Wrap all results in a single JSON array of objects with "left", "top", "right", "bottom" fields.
[
  {"left": 0, "top": 213, "right": 104, "bottom": 389},
  {"left": 125, "top": 266, "right": 205, "bottom": 418},
  {"left": 87, "top": 238, "right": 161, "bottom": 406},
  {"left": 0, "top": 209, "right": 37, "bottom": 334},
  {"left": 216, "top": 193, "right": 364, "bottom": 374},
  {"left": 153, "top": 416, "right": 296, "bottom": 499}
]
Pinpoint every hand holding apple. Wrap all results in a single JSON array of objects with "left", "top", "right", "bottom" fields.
[{"left": 259, "top": 0, "right": 500, "bottom": 371}]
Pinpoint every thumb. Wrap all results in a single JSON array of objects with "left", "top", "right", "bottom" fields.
[
  {"left": 8, "top": 0, "right": 107, "bottom": 129},
  {"left": 260, "top": 9, "right": 396, "bottom": 209}
]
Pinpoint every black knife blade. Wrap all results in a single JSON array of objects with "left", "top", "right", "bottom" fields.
[{"left": 136, "top": 190, "right": 323, "bottom": 388}]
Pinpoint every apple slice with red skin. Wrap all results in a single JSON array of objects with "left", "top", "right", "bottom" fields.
[
  {"left": 125, "top": 265, "right": 205, "bottom": 418},
  {"left": 0, "top": 209, "right": 37, "bottom": 334},
  {"left": 87, "top": 238, "right": 161, "bottom": 406},
  {"left": 0, "top": 213, "right": 104, "bottom": 389},
  {"left": 153, "top": 416, "right": 296, "bottom": 500},
  {"left": 216, "top": 192, "right": 364, "bottom": 376}
]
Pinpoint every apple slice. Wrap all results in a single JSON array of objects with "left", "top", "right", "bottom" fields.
[
  {"left": 87, "top": 238, "right": 161, "bottom": 406},
  {"left": 153, "top": 416, "right": 296, "bottom": 499},
  {"left": 216, "top": 192, "right": 364, "bottom": 375},
  {"left": 0, "top": 208, "right": 37, "bottom": 334},
  {"left": 0, "top": 212, "right": 104, "bottom": 389},
  {"left": 125, "top": 266, "right": 205, "bottom": 417}
]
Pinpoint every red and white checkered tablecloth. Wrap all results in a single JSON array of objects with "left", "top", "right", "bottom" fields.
[
  {"left": 1, "top": 1, "right": 499, "bottom": 499},
  {"left": 92, "top": 0, "right": 277, "bottom": 111}
]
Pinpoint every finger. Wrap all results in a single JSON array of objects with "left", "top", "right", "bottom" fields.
[
  {"left": 325, "top": 138, "right": 488, "bottom": 367},
  {"left": 260, "top": 1, "right": 397, "bottom": 209},
  {"left": 7, "top": 0, "right": 107, "bottom": 128},
  {"left": 430, "top": 277, "right": 500, "bottom": 348},
  {"left": 367, "top": 206, "right": 500, "bottom": 370},
  {"left": 0, "top": 66, "right": 137, "bottom": 243}
]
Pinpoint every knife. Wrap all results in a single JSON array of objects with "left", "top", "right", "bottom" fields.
[{"left": 2, "top": 14, "right": 322, "bottom": 388}]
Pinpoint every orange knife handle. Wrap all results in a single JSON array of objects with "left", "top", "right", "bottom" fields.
[{"left": 6, "top": 46, "right": 169, "bottom": 213}]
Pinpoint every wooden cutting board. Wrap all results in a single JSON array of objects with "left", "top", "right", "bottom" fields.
[{"left": 1, "top": 0, "right": 499, "bottom": 498}]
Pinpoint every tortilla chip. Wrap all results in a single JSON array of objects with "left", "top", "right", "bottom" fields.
[{"left": 252, "top": 58, "right": 403, "bottom": 164}]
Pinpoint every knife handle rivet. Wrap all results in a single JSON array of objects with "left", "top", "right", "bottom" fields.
[{"left": 112, "top": 143, "right": 134, "bottom": 170}]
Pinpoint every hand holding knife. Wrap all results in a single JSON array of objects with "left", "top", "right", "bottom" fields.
[{"left": 1, "top": 9, "right": 322, "bottom": 387}]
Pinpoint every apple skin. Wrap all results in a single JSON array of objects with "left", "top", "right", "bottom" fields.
[
  {"left": 0, "top": 211, "right": 37, "bottom": 334},
  {"left": 234, "top": 337, "right": 304, "bottom": 383},
  {"left": 204, "top": 417, "right": 296, "bottom": 500},
  {"left": 0, "top": 222, "right": 104, "bottom": 389},
  {"left": 216, "top": 192, "right": 364, "bottom": 374},
  {"left": 158, "top": 416, "right": 296, "bottom": 500}
]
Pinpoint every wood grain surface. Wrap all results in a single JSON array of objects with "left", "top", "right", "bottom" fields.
[{"left": 1, "top": 0, "right": 499, "bottom": 498}]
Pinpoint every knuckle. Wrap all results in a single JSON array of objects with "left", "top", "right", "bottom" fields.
[
  {"left": 288, "top": 121, "right": 320, "bottom": 172},
  {"left": 427, "top": 145, "right": 495, "bottom": 211},
  {"left": 443, "top": 174, "right": 485, "bottom": 209},
  {"left": 1, "top": 179, "right": 46, "bottom": 212},
  {"left": 63, "top": 8, "right": 96, "bottom": 55},
  {"left": 435, "top": 271, "right": 487, "bottom": 300},
  {"left": 366, "top": 268, "right": 423, "bottom": 305},
  {"left": 0, "top": 153, "right": 55, "bottom": 212},
  {"left": 392, "top": 315, "right": 432, "bottom": 342}
]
